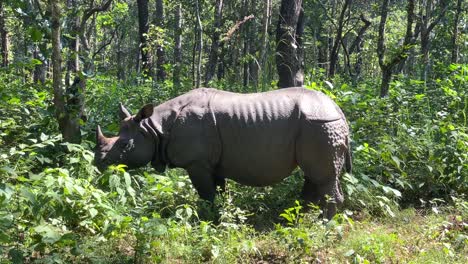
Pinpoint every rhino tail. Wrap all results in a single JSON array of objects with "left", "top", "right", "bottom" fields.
[{"left": 345, "top": 137, "right": 352, "bottom": 173}]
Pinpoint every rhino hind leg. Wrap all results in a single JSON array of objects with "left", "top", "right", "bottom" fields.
[
  {"left": 301, "top": 178, "right": 344, "bottom": 219},
  {"left": 297, "top": 119, "right": 348, "bottom": 219}
]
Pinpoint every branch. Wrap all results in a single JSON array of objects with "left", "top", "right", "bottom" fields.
[
  {"left": 221, "top": 15, "right": 254, "bottom": 42},
  {"left": 349, "top": 14, "right": 371, "bottom": 54},
  {"left": 92, "top": 27, "right": 118, "bottom": 59},
  {"left": 426, "top": 0, "right": 449, "bottom": 34},
  {"left": 79, "top": 0, "right": 113, "bottom": 51}
]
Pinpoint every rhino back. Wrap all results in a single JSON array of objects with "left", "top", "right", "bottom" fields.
[{"left": 210, "top": 87, "right": 342, "bottom": 186}]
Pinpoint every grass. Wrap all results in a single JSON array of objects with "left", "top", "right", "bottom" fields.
[{"left": 59, "top": 170, "right": 467, "bottom": 264}]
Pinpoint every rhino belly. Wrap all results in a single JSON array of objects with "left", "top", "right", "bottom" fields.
[{"left": 216, "top": 128, "right": 297, "bottom": 187}]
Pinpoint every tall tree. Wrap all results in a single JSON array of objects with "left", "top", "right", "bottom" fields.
[
  {"left": 66, "top": 0, "right": 80, "bottom": 87},
  {"left": 173, "top": 3, "right": 182, "bottom": 88},
  {"left": 377, "top": 0, "right": 416, "bottom": 97},
  {"left": 328, "top": 0, "right": 352, "bottom": 77},
  {"left": 348, "top": 14, "right": 371, "bottom": 79},
  {"left": 50, "top": 0, "right": 81, "bottom": 143},
  {"left": 137, "top": 0, "right": 152, "bottom": 77},
  {"left": 194, "top": 0, "right": 203, "bottom": 87},
  {"left": 0, "top": 1, "right": 9, "bottom": 67},
  {"left": 419, "top": 0, "right": 448, "bottom": 81},
  {"left": 276, "top": 0, "right": 304, "bottom": 88},
  {"left": 155, "top": 0, "right": 166, "bottom": 81},
  {"left": 451, "top": 0, "right": 462, "bottom": 64},
  {"left": 259, "top": 0, "right": 271, "bottom": 89},
  {"left": 204, "top": 0, "right": 223, "bottom": 86}
]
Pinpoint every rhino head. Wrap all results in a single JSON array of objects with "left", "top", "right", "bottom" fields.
[{"left": 94, "top": 103, "right": 156, "bottom": 172}]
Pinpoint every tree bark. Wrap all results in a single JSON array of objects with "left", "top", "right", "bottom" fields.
[
  {"left": 205, "top": 0, "right": 223, "bottom": 86},
  {"left": 328, "top": 0, "right": 352, "bottom": 77},
  {"left": 276, "top": 0, "right": 304, "bottom": 88},
  {"left": 377, "top": 0, "right": 416, "bottom": 97},
  {"left": 349, "top": 14, "right": 371, "bottom": 79},
  {"left": 260, "top": 0, "right": 271, "bottom": 89},
  {"left": 420, "top": 0, "right": 448, "bottom": 81},
  {"left": 173, "top": 3, "right": 182, "bottom": 89},
  {"left": 155, "top": 0, "right": 166, "bottom": 81},
  {"left": 194, "top": 0, "right": 203, "bottom": 88},
  {"left": 50, "top": 0, "right": 81, "bottom": 143},
  {"left": 137, "top": 0, "right": 152, "bottom": 77},
  {"left": 242, "top": 0, "right": 250, "bottom": 88},
  {"left": 451, "top": 0, "right": 462, "bottom": 64},
  {"left": 66, "top": 0, "right": 80, "bottom": 87},
  {"left": 0, "top": 1, "right": 7, "bottom": 67}
]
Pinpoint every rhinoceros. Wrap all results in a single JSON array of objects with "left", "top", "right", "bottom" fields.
[{"left": 94, "top": 87, "right": 351, "bottom": 218}]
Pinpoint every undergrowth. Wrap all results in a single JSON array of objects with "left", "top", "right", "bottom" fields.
[{"left": 0, "top": 64, "right": 467, "bottom": 262}]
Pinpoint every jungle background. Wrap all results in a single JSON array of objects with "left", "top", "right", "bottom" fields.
[{"left": 0, "top": 0, "right": 467, "bottom": 262}]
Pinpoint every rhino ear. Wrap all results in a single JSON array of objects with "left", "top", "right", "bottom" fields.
[
  {"left": 134, "top": 104, "right": 154, "bottom": 123},
  {"left": 119, "top": 103, "right": 132, "bottom": 120}
]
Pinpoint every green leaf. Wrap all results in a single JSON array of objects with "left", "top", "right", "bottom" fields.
[
  {"left": 34, "top": 224, "right": 62, "bottom": 244},
  {"left": 89, "top": 208, "right": 98, "bottom": 218},
  {"left": 0, "top": 231, "right": 10, "bottom": 243},
  {"left": 29, "top": 27, "right": 43, "bottom": 42}
]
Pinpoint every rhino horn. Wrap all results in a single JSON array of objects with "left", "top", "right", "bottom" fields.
[
  {"left": 119, "top": 103, "right": 132, "bottom": 120},
  {"left": 96, "top": 125, "right": 108, "bottom": 145}
]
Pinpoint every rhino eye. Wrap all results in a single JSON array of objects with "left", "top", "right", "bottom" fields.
[{"left": 123, "top": 139, "right": 135, "bottom": 151}]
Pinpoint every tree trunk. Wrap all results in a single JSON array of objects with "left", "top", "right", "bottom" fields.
[
  {"left": 349, "top": 14, "right": 371, "bottom": 79},
  {"left": 117, "top": 31, "right": 125, "bottom": 80},
  {"left": 329, "top": 0, "right": 351, "bottom": 77},
  {"left": 194, "top": 0, "right": 203, "bottom": 88},
  {"left": 260, "top": 0, "right": 271, "bottom": 90},
  {"left": 276, "top": 0, "right": 304, "bottom": 88},
  {"left": 173, "top": 3, "right": 182, "bottom": 89},
  {"left": 204, "top": 0, "right": 223, "bottom": 86},
  {"left": 155, "top": 0, "right": 166, "bottom": 81},
  {"left": 420, "top": 0, "right": 448, "bottom": 81},
  {"left": 0, "top": 1, "right": 7, "bottom": 67},
  {"left": 33, "top": 45, "right": 46, "bottom": 83},
  {"left": 248, "top": 0, "right": 258, "bottom": 88},
  {"left": 66, "top": 0, "right": 80, "bottom": 87},
  {"left": 377, "top": 0, "right": 416, "bottom": 97},
  {"left": 451, "top": 0, "right": 462, "bottom": 64},
  {"left": 50, "top": 0, "right": 81, "bottom": 143},
  {"left": 242, "top": 0, "right": 250, "bottom": 88},
  {"left": 137, "top": 0, "right": 152, "bottom": 77}
]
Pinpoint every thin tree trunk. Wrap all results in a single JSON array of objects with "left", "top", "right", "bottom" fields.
[
  {"left": 66, "top": 0, "right": 80, "bottom": 87},
  {"left": 205, "top": 0, "right": 223, "bottom": 86},
  {"left": 420, "top": 0, "right": 448, "bottom": 81},
  {"left": 329, "top": 0, "right": 351, "bottom": 77},
  {"left": 377, "top": 0, "right": 416, "bottom": 97},
  {"left": 195, "top": 0, "right": 203, "bottom": 88},
  {"left": 242, "top": 0, "right": 250, "bottom": 88},
  {"left": 33, "top": 45, "right": 46, "bottom": 83},
  {"left": 260, "top": 0, "right": 271, "bottom": 90},
  {"left": 137, "top": 0, "right": 152, "bottom": 77},
  {"left": 349, "top": 14, "right": 371, "bottom": 79},
  {"left": 173, "top": 3, "right": 182, "bottom": 89},
  {"left": 248, "top": 0, "right": 258, "bottom": 88},
  {"left": 451, "top": 0, "right": 462, "bottom": 64},
  {"left": 50, "top": 0, "right": 81, "bottom": 143},
  {"left": 0, "top": 1, "right": 7, "bottom": 67},
  {"left": 276, "top": 0, "right": 304, "bottom": 88},
  {"left": 117, "top": 30, "right": 125, "bottom": 80},
  {"left": 155, "top": 0, "right": 166, "bottom": 81}
]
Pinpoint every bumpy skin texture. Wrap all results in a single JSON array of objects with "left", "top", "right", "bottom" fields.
[{"left": 96, "top": 87, "right": 351, "bottom": 219}]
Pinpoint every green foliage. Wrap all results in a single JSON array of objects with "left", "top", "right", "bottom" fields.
[{"left": 1, "top": 63, "right": 467, "bottom": 262}]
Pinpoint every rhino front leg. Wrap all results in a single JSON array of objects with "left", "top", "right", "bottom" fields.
[
  {"left": 187, "top": 164, "right": 219, "bottom": 221},
  {"left": 187, "top": 164, "right": 216, "bottom": 202}
]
